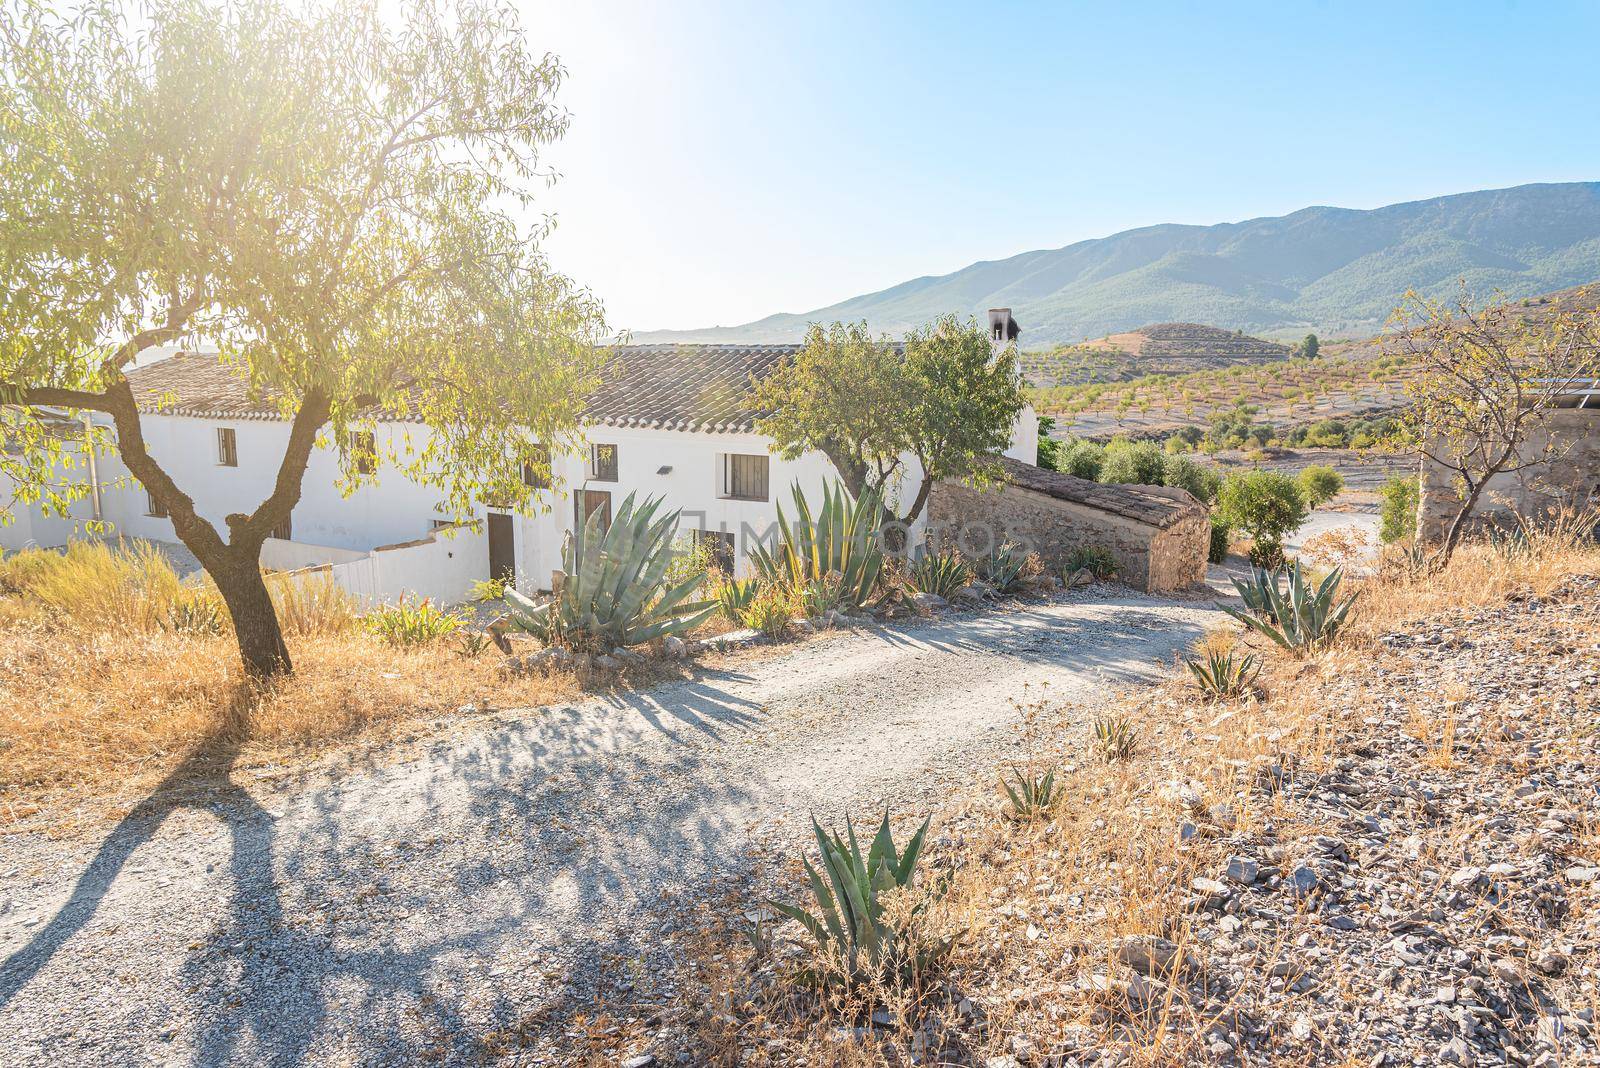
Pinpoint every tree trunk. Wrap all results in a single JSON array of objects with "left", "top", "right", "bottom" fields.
[
  {"left": 1435, "top": 479, "right": 1490, "bottom": 569},
  {"left": 211, "top": 550, "right": 292, "bottom": 679}
]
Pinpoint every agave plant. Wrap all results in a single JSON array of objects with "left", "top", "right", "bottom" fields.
[
  {"left": 974, "top": 542, "right": 1029, "bottom": 594},
  {"left": 911, "top": 550, "right": 971, "bottom": 598},
  {"left": 1001, "top": 766, "right": 1058, "bottom": 820},
  {"left": 1093, "top": 715, "right": 1138, "bottom": 762},
  {"left": 769, "top": 813, "right": 954, "bottom": 989},
  {"left": 1223, "top": 561, "right": 1357, "bottom": 655},
  {"left": 750, "top": 480, "right": 884, "bottom": 611},
  {"left": 712, "top": 576, "right": 760, "bottom": 624},
  {"left": 505, "top": 492, "right": 714, "bottom": 650},
  {"left": 1186, "top": 648, "right": 1262, "bottom": 698}
]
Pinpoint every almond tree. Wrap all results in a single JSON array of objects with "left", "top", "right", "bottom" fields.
[
  {"left": 0, "top": 0, "right": 609, "bottom": 677},
  {"left": 753, "top": 315, "right": 1025, "bottom": 525},
  {"left": 1390, "top": 287, "right": 1599, "bottom": 565}
]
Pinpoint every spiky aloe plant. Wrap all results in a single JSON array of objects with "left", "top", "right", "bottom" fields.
[
  {"left": 911, "top": 550, "right": 971, "bottom": 598},
  {"left": 505, "top": 492, "right": 714, "bottom": 650},
  {"left": 712, "top": 576, "right": 760, "bottom": 623},
  {"left": 1223, "top": 561, "right": 1357, "bottom": 656},
  {"left": 769, "top": 812, "right": 954, "bottom": 990},
  {"left": 1001, "top": 766, "right": 1058, "bottom": 821},
  {"left": 1185, "top": 648, "right": 1262, "bottom": 698},
  {"left": 750, "top": 480, "right": 884, "bottom": 611}
]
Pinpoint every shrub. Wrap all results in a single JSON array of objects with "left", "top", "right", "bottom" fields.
[
  {"left": 1186, "top": 648, "right": 1261, "bottom": 698},
  {"left": 751, "top": 480, "right": 883, "bottom": 612},
  {"left": 469, "top": 577, "right": 509, "bottom": 602},
  {"left": 0, "top": 540, "right": 184, "bottom": 630},
  {"left": 1161, "top": 453, "right": 1222, "bottom": 502},
  {"left": 365, "top": 595, "right": 464, "bottom": 646},
  {"left": 769, "top": 814, "right": 953, "bottom": 990},
  {"left": 1223, "top": 562, "right": 1357, "bottom": 655},
  {"left": 1057, "top": 439, "right": 1106, "bottom": 481},
  {"left": 1217, "top": 470, "right": 1308, "bottom": 564},
  {"left": 506, "top": 492, "right": 714, "bottom": 650},
  {"left": 1296, "top": 464, "right": 1344, "bottom": 507},
  {"left": 712, "top": 576, "right": 760, "bottom": 624},
  {"left": 454, "top": 630, "right": 496, "bottom": 658},
  {"left": 742, "top": 586, "right": 795, "bottom": 637},
  {"left": 1036, "top": 415, "right": 1064, "bottom": 471},
  {"left": 1379, "top": 474, "right": 1420, "bottom": 544},
  {"left": 1098, "top": 440, "right": 1165, "bottom": 485},
  {"left": 1208, "top": 515, "right": 1232, "bottom": 564},
  {"left": 160, "top": 586, "right": 228, "bottom": 635},
  {"left": 911, "top": 550, "right": 971, "bottom": 598},
  {"left": 1064, "top": 545, "right": 1117, "bottom": 579}
]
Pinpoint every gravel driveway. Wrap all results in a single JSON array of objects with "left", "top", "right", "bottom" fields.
[{"left": 0, "top": 591, "right": 1223, "bottom": 1065}]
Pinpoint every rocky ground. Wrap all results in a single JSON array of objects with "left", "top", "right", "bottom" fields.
[{"left": 619, "top": 571, "right": 1598, "bottom": 1067}]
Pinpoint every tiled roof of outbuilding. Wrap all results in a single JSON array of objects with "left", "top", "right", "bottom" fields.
[
  {"left": 125, "top": 344, "right": 804, "bottom": 433},
  {"left": 992, "top": 455, "right": 1206, "bottom": 529}
]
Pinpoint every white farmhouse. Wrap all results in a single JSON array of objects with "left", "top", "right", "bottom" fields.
[{"left": 3, "top": 312, "right": 1037, "bottom": 605}]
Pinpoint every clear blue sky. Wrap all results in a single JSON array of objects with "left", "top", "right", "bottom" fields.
[{"left": 522, "top": 0, "right": 1600, "bottom": 333}]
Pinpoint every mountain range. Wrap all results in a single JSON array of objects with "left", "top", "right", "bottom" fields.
[{"left": 633, "top": 182, "right": 1600, "bottom": 348}]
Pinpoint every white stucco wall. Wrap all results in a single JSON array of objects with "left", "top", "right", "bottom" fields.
[{"left": 6, "top": 405, "right": 1035, "bottom": 603}]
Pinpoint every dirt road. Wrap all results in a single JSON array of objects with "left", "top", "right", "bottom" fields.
[{"left": 0, "top": 591, "right": 1224, "bottom": 1065}]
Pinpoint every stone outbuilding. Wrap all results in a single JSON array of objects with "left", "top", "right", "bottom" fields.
[
  {"left": 1419, "top": 391, "right": 1600, "bottom": 542},
  {"left": 927, "top": 456, "right": 1210, "bottom": 593}
]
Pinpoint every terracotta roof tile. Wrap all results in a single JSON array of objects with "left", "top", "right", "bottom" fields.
[{"left": 125, "top": 344, "right": 802, "bottom": 433}]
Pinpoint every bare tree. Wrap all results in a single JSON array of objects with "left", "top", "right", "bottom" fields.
[{"left": 1389, "top": 286, "right": 1600, "bottom": 565}]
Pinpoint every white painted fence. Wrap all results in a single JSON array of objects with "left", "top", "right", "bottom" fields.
[{"left": 269, "top": 523, "right": 486, "bottom": 608}]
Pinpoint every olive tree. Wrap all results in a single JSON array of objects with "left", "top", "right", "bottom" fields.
[
  {"left": 1389, "top": 287, "right": 1599, "bottom": 564},
  {"left": 0, "top": 0, "right": 608, "bottom": 677},
  {"left": 753, "top": 315, "right": 1025, "bottom": 524}
]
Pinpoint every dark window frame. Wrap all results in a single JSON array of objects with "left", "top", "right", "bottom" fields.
[
  {"left": 588, "top": 443, "right": 618, "bottom": 482},
  {"left": 721, "top": 453, "right": 769, "bottom": 502},
  {"left": 216, "top": 426, "right": 238, "bottom": 467},
  {"left": 695, "top": 528, "right": 736, "bottom": 573},
  {"left": 522, "top": 444, "right": 551, "bottom": 489},
  {"left": 270, "top": 512, "right": 292, "bottom": 541},
  {"left": 146, "top": 489, "right": 168, "bottom": 518}
]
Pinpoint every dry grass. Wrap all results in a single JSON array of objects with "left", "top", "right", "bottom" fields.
[
  {"left": 642, "top": 526, "right": 1600, "bottom": 1066},
  {"left": 0, "top": 543, "right": 657, "bottom": 826}
]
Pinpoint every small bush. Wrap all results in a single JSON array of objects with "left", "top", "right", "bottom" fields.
[
  {"left": 1296, "top": 464, "right": 1344, "bottom": 507},
  {"left": 1224, "top": 562, "right": 1357, "bottom": 656},
  {"left": 1379, "top": 474, "right": 1420, "bottom": 544},
  {"left": 741, "top": 587, "right": 795, "bottom": 637},
  {"left": 1161, "top": 453, "right": 1222, "bottom": 502},
  {"left": 365, "top": 595, "right": 464, "bottom": 646},
  {"left": 1217, "top": 470, "right": 1308, "bottom": 565},
  {"left": 268, "top": 573, "right": 359, "bottom": 637},
  {"left": 1064, "top": 545, "right": 1117, "bottom": 580},
  {"left": 160, "top": 587, "right": 228, "bottom": 635},
  {"left": 0, "top": 540, "right": 184, "bottom": 630},
  {"left": 797, "top": 575, "right": 844, "bottom": 618},
  {"left": 469, "top": 577, "right": 509, "bottom": 602},
  {"left": 1208, "top": 515, "right": 1232, "bottom": 564},
  {"left": 1098, "top": 440, "right": 1165, "bottom": 485},
  {"left": 974, "top": 543, "right": 1030, "bottom": 594},
  {"left": 1058, "top": 439, "right": 1106, "bottom": 481}
]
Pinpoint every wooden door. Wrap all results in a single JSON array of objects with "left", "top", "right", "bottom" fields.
[
  {"left": 576, "top": 489, "right": 612, "bottom": 533},
  {"left": 487, "top": 512, "right": 515, "bottom": 584}
]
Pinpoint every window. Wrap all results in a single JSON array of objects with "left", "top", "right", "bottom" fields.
[
  {"left": 216, "top": 427, "right": 238, "bottom": 467},
  {"left": 721, "top": 453, "right": 769, "bottom": 501},
  {"left": 270, "top": 512, "right": 292, "bottom": 541},
  {"left": 522, "top": 445, "right": 551, "bottom": 489},
  {"left": 588, "top": 443, "right": 618, "bottom": 482},
  {"left": 695, "top": 529, "right": 735, "bottom": 574},
  {"left": 349, "top": 430, "right": 376, "bottom": 475},
  {"left": 146, "top": 489, "right": 167, "bottom": 518}
]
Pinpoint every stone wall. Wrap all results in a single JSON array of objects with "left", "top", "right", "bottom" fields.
[
  {"left": 927, "top": 479, "right": 1209, "bottom": 593},
  {"left": 1419, "top": 407, "right": 1600, "bottom": 542}
]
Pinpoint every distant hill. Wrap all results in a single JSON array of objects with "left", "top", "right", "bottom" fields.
[
  {"left": 634, "top": 182, "right": 1600, "bottom": 348},
  {"left": 1022, "top": 322, "right": 1289, "bottom": 388}
]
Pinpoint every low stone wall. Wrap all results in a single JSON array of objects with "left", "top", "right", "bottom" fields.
[
  {"left": 1419, "top": 407, "right": 1600, "bottom": 542},
  {"left": 927, "top": 478, "right": 1208, "bottom": 593}
]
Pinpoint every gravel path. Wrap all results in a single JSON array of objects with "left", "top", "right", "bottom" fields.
[{"left": 0, "top": 591, "right": 1223, "bottom": 1066}]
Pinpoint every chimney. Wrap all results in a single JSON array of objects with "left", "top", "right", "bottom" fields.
[{"left": 987, "top": 307, "right": 1020, "bottom": 347}]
